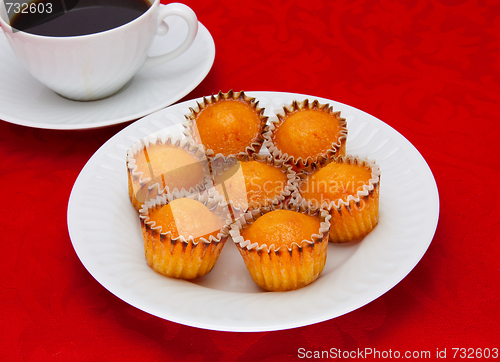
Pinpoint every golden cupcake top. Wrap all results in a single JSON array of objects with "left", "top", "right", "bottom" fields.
[
  {"left": 265, "top": 99, "right": 347, "bottom": 167},
  {"left": 127, "top": 136, "right": 212, "bottom": 213},
  {"left": 240, "top": 209, "right": 322, "bottom": 249},
  {"left": 133, "top": 142, "right": 208, "bottom": 192},
  {"left": 147, "top": 197, "right": 225, "bottom": 242},
  {"left": 213, "top": 157, "right": 291, "bottom": 210},
  {"left": 300, "top": 160, "right": 372, "bottom": 205},
  {"left": 185, "top": 90, "right": 268, "bottom": 157},
  {"left": 297, "top": 156, "right": 380, "bottom": 210}
]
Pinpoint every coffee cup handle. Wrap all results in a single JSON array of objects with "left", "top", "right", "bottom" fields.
[{"left": 140, "top": 3, "right": 198, "bottom": 72}]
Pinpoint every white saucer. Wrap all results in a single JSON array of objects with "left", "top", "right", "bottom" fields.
[{"left": 0, "top": 19, "right": 215, "bottom": 130}]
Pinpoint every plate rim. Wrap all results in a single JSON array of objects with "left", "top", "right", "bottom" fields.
[
  {"left": 0, "top": 22, "right": 215, "bottom": 130},
  {"left": 67, "top": 91, "right": 440, "bottom": 331}
]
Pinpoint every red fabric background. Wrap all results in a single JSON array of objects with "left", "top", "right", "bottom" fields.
[{"left": 1, "top": 0, "right": 499, "bottom": 360}]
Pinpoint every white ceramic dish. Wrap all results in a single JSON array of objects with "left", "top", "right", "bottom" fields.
[
  {"left": 67, "top": 91, "right": 440, "bottom": 332},
  {"left": 0, "top": 19, "right": 215, "bottom": 130}
]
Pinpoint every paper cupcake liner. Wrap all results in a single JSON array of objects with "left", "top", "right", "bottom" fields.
[
  {"left": 263, "top": 99, "right": 348, "bottom": 169},
  {"left": 230, "top": 203, "right": 331, "bottom": 292},
  {"left": 126, "top": 134, "right": 212, "bottom": 211},
  {"left": 139, "top": 189, "right": 231, "bottom": 279},
  {"left": 209, "top": 153, "right": 299, "bottom": 220},
  {"left": 292, "top": 155, "right": 381, "bottom": 243},
  {"left": 182, "top": 90, "right": 269, "bottom": 159}
]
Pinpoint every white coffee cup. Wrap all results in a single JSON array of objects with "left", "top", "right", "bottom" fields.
[{"left": 0, "top": 0, "right": 198, "bottom": 101}]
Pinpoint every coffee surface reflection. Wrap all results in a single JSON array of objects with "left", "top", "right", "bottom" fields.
[{"left": 9, "top": 0, "right": 151, "bottom": 37}]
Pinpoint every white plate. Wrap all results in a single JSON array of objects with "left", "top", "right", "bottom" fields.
[
  {"left": 0, "top": 18, "right": 215, "bottom": 130},
  {"left": 67, "top": 91, "right": 439, "bottom": 332}
]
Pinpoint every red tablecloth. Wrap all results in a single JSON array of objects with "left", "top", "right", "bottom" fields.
[{"left": 1, "top": 0, "right": 499, "bottom": 360}]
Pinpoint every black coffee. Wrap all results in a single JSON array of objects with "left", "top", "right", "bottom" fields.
[{"left": 9, "top": 0, "right": 152, "bottom": 37}]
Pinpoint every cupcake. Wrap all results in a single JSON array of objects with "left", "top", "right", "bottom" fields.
[
  {"left": 127, "top": 135, "right": 212, "bottom": 211},
  {"left": 211, "top": 154, "right": 297, "bottom": 219},
  {"left": 140, "top": 190, "right": 230, "bottom": 279},
  {"left": 295, "top": 156, "right": 380, "bottom": 243},
  {"left": 184, "top": 90, "right": 268, "bottom": 158},
  {"left": 264, "top": 99, "right": 348, "bottom": 169},
  {"left": 230, "top": 204, "right": 330, "bottom": 292}
]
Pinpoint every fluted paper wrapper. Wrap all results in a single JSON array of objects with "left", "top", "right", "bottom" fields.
[
  {"left": 230, "top": 203, "right": 331, "bottom": 292},
  {"left": 293, "top": 155, "right": 381, "bottom": 243},
  {"left": 139, "top": 189, "right": 230, "bottom": 279}
]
